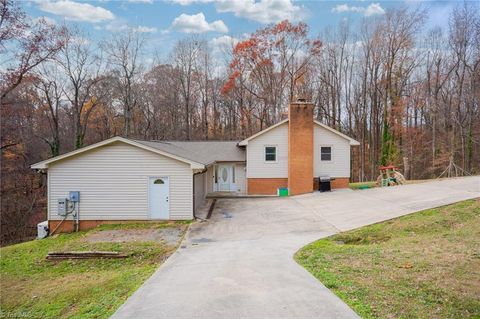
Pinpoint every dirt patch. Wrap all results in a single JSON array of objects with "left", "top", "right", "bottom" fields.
[{"left": 84, "top": 226, "right": 186, "bottom": 246}]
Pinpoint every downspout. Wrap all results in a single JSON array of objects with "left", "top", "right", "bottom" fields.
[
  {"left": 192, "top": 175, "right": 195, "bottom": 219},
  {"left": 75, "top": 201, "right": 80, "bottom": 232}
]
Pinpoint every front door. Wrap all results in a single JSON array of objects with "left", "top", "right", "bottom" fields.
[
  {"left": 149, "top": 177, "right": 169, "bottom": 219},
  {"left": 217, "top": 164, "right": 232, "bottom": 191}
]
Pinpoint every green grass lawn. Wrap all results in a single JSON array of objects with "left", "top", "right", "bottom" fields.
[
  {"left": 0, "top": 222, "right": 189, "bottom": 319},
  {"left": 349, "top": 179, "right": 432, "bottom": 190},
  {"left": 295, "top": 199, "right": 480, "bottom": 319},
  {"left": 349, "top": 181, "right": 378, "bottom": 190}
]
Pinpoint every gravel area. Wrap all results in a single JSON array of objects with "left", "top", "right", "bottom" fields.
[{"left": 85, "top": 226, "right": 187, "bottom": 247}]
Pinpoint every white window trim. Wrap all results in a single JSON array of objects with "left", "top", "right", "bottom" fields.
[
  {"left": 264, "top": 145, "right": 278, "bottom": 163},
  {"left": 320, "top": 145, "right": 334, "bottom": 163}
]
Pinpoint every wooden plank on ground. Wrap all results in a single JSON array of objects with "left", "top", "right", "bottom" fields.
[{"left": 46, "top": 251, "right": 128, "bottom": 260}]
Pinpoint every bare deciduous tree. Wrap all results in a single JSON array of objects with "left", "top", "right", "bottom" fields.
[
  {"left": 59, "top": 28, "right": 107, "bottom": 148},
  {"left": 105, "top": 30, "right": 144, "bottom": 138},
  {"left": 0, "top": 0, "right": 66, "bottom": 100}
]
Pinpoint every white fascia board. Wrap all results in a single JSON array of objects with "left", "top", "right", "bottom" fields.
[
  {"left": 238, "top": 119, "right": 288, "bottom": 146},
  {"left": 237, "top": 118, "right": 359, "bottom": 146},
  {"left": 31, "top": 136, "right": 205, "bottom": 170},
  {"left": 314, "top": 121, "right": 360, "bottom": 146}
]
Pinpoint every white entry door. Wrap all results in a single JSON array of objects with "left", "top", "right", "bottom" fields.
[
  {"left": 217, "top": 164, "right": 233, "bottom": 191},
  {"left": 149, "top": 177, "right": 169, "bottom": 219}
]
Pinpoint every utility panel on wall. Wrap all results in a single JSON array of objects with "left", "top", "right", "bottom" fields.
[{"left": 69, "top": 191, "right": 80, "bottom": 202}]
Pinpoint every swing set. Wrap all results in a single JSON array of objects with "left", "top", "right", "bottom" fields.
[{"left": 376, "top": 165, "right": 406, "bottom": 187}]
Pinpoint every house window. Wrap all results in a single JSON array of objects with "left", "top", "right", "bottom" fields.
[
  {"left": 265, "top": 146, "right": 277, "bottom": 162},
  {"left": 321, "top": 147, "right": 332, "bottom": 161},
  {"left": 154, "top": 178, "right": 165, "bottom": 184}
]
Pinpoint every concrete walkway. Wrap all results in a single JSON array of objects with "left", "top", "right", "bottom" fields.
[{"left": 112, "top": 177, "right": 479, "bottom": 319}]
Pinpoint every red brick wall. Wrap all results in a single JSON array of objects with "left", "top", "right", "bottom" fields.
[
  {"left": 312, "top": 177, "right": 350, "bottom": 190},
  {"left": 288, "top": 102, "right": 314, "bottom": 195},
  {"left": 247, "top": 178, "right": 288, "bottom": 195},
  {"left": 331, "top": 177, "right": 350, "bottom": 189},
  {"left": 49, "top": 220, "right": 101, "bottom": 233}
]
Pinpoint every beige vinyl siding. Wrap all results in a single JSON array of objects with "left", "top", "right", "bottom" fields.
[
  {"left": 206, "top": 165, "right": 214, "bottom": 193},
  {"left": 194, "top": 172, "right": 207, "bottom": 212},
  {"left": 234, "top": 163, "right": 246, "bottom": 193},
  {"left": 246, "top": 122, "right": 288, "bottom": 178},
  {"left": 48, "top": 141, "right": 193, "bottom": 221},
  {"left": 314, "top": 125, "right": 351, "bottom": 177}
]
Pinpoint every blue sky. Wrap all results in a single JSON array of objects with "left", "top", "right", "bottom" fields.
[{"left": 23, "top": 1, "right": 460, "bottom": 60}]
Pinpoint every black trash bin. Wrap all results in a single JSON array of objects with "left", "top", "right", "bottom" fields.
[{"left": 319, "top": 176, "right": 331, "bottom": 192}]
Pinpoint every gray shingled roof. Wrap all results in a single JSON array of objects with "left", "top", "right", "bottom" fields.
[{"left": 133, "top": 140, "right": 245, "bottom": 165}]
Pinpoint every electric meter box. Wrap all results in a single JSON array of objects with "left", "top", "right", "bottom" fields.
[
  {"left": 69, "top": 191, "right": 80, "bottom": 202},
  {"left": 57, "top": 198, "right": 69, "bottom": 216}
]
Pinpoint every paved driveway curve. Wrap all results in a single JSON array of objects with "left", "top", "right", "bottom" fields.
[{"left": 112, "top": 177, "right": 479, "bottom": 319}]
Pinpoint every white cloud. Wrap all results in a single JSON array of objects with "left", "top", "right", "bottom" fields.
[
  {"left": 217, "top": 0, "right": 305, "bottom": 24},
  {"left": 332, "top": 3, "right": 385, "bottom": 17},
  {"left": 209, "top": 36, "right": 239, "bottom": 75},
  {"left": 133, "top": 26, "right": 157, "bottom": 33},
  {"left": 171, "top": 13, "right": 228, "bottom": 33},
  {"left": 103, "top": 20, "right": 157, "bottom": 33},
  {"left": 170, "top": 0, "right": 214, "bottom": 5},
  {"left": 37, "top": 0, "right": 115, "bottom": 23},
  {"left": 33, "top": 16, "right": 57, "bottom": 25},
  {"left": 332, "top": 4, "right": 350, "bottom": 13},
  {"left": 364, "top": 3, "right": 385, "bottom": 16},
  {"left": 128, "top": 0, "right": 154, "bottom": 3},
  {"left": 105, "top": 20, "right": 129, "bottom": 32},
  {"left": 210, "top": 35, "right": 238, "bottom": 48},
  {"left": 171, "top": 0, "right": 305, "bottom": 24}
]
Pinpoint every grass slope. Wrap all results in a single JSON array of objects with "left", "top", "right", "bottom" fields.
[
  {"left": 295, "top": 199, "right": 480, "bottom": 319},
  {"left": 0, "top": 222, "right": 188, "bottom": 319}
]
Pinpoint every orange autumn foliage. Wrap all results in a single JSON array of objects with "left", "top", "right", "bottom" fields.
[{"left": 222, "top": 20, "right": 322, "bottom": 95}]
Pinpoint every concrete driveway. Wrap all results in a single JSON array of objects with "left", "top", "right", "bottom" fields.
[{"left": 112, "top": 177, "right": 479, "bottom": 319}]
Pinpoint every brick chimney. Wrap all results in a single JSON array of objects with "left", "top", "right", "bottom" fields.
[{"left": 288, "top": 100, "right": 314, "bottom": 195}]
